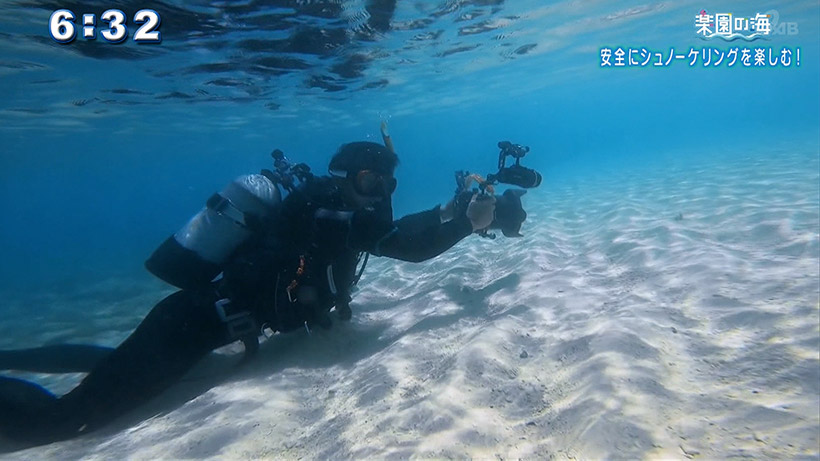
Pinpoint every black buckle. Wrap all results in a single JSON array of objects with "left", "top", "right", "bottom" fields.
[{"left": 215, "top": 298, "right": 256, "bottom": 340}]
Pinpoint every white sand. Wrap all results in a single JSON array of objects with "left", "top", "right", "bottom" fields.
[{"left": 2, "top": 146, "right": 818, "bottom": 459}]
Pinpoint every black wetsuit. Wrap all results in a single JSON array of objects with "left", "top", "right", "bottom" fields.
[{"left": 0, "top": 177, "right": 473, "bottom": 447}]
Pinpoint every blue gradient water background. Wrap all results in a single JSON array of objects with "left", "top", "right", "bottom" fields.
[{"left": 0, "top": 1, "right": 817, "bottom": 298}]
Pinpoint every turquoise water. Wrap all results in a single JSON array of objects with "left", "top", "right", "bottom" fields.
[
  {"left": 1, "top": 1, "right": 818, "bottom": 295},
  {"left": 1, "top": 2, "right": 819, "bottom": 457}
]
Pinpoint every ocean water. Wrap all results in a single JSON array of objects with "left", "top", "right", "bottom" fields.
[{"left": 1, "top": 1, "right": 819, "bottom": 459}]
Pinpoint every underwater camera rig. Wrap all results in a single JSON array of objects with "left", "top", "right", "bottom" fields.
[
  {"left": 261, "top": 149, "right": 314, "bottom": 193},
  {"left": 261, "top": 142, "right": 542, "bottom": 241},
  {"left": 455, "top": 141, "right": 542, "bottom": 239}
]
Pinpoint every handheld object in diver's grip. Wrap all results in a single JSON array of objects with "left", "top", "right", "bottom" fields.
[
  {"left": 489, "top": 188, "right": 528, "bottom": 237},
  {"left": 452, "top": 188, "right": 528, "bottom": 239},
  {"left": 455, "top": 139, "right": 542, "bottom": 239}
]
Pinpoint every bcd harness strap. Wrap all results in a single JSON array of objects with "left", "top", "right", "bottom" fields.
[
  {"left": 206, "top": 192, "right": 248, "bottom": 227},
  {"left": 280, "top": 208, "right": 379, "bottom": 332},
  {"left": 352, "top": 251, "right": 369, "bottom": 287}
]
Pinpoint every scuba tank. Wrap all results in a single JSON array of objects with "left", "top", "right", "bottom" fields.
[{"left": 145, "top": 174, "right": 281, "bottom": 289}]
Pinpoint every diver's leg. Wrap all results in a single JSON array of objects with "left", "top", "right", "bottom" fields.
[
  {"left": 0, "top": 376, "right": 58, "bottom": 416},
  {"left": 0, "top": 289, "right": 230, "bottom": 445},
  {"left": 58, "top": 289, "right": 228, "bottom": 434},
  {"left": 0, "top": 344, "right": 114, "bottom": 373},
  {"left": 0, "top": 376, "right": 60, "bottom": 450}
]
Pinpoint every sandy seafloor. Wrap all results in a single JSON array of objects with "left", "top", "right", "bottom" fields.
[{"left": 1, "top": 144, "right": 818, "bottom": 460}]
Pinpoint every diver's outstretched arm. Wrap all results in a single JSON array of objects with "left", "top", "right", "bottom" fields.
[{"left": 362, "top": 206, "right": 474, "bottom": 263}]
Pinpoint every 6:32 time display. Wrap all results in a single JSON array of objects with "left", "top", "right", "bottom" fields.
[{"left": 49, "top": 9, "right": 161, "bottom": 44}]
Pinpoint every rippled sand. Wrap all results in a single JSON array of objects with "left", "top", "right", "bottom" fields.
[{"left": 2, "top": 147, "right": 818, "bottom": 459}]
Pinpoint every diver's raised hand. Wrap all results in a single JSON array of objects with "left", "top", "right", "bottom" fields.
[{"left": 466, "top": 193, "right": 496, "bottom": 231}]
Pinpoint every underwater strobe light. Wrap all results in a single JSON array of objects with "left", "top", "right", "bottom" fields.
[{"left": 490, "top": 141, "right": 542, "bottom": 189}]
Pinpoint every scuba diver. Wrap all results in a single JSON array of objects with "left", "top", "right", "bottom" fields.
[{"left": 0, "top": 132, "right": 539, "bottom": 449}]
